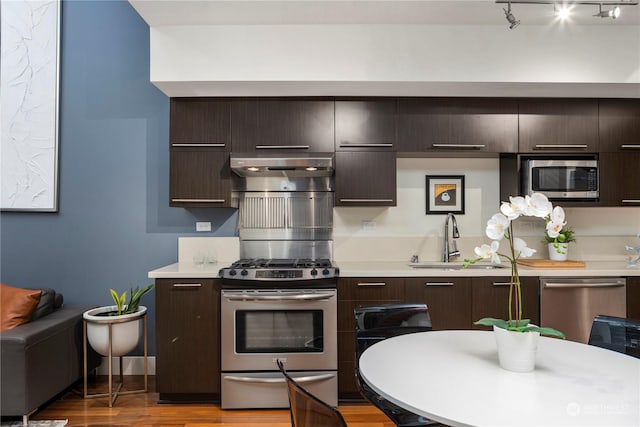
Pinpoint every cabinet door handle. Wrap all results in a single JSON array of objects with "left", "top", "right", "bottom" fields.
[
  {"left": 339, "top": 142, "right": 394, "bottom": 148},
  {"left": 533, "top": 144, "right": 588, "bottom": 150},
  {"left": 339, "top": 199, "right": 394, "bottom": 203},
  {"left": 432, "top": 144, "right": 486, "bottom": 149},
  {"left": 621, "top": 145, "right": 640, "bottom": 149},
  {"left": 255, "top": 145, "right": 310, "bottom": 149},
  {"left": 492, "top": 282, "right": 514, "bottom": 286},
  {"left": 171, "top": 143, "right": 226, "bottom": 147},
  {"left": 622, "top": 200, "right": 640, "bottom": 204},
  {"left": 357, "top": 282, "right": 386, "bottom": 287},
  {"left": 425, "top": 282, "right": 454, "bottom": 287},
  {"left": 172, "top": 283, "right": 202, "bottom": 288},
  {"left": 171, "top": 199, "right": 225, "bottom": 203}
]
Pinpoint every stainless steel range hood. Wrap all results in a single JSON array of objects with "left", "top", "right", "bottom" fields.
[{"left": 230, "top": 154, "right": 334, "bottom": 177}]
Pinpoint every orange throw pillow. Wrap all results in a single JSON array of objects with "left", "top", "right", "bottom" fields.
[{"left": 1, "top": 283, "right": 42, "bottom": 332}]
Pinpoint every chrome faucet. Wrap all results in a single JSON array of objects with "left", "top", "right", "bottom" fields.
[{"left": 442, "top": 213, "right": 460, "bottom": 262}]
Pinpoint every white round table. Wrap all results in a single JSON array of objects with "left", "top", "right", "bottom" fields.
[{"left": 359, "top": 330, "right": 640, "bottom": 427}]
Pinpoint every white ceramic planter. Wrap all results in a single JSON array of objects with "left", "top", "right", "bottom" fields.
[
  {"left": 493, "top": 325, "right": 540, "bottom": 373},
  {"left": 83, "top": 305, "right": 146, "bottom": 357},
  {"left": 548, "top": 243, "right": 569, "bottom": 261}
]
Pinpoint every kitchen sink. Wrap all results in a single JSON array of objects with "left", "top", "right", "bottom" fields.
[{"left": 407, "top": 262, "right": 506, "bottom": 270}]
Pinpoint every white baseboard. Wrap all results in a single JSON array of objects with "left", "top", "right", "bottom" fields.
[{"left": 96, "top": 356, "right": 156, "bottom": 375}]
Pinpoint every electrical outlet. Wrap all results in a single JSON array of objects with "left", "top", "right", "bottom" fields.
[
  {"left": 362, "top": 220, "right": 376, "bottom": 229},
  {"left": 196, "top": 222, "right": 211, "bottom": 232}
]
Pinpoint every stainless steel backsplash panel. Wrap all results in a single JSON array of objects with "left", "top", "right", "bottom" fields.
[
  {"left": 240, "top": 240, "right": 333, "bottom": 260},
  {"left": 235, "top": 191, "right": 334, "bottom": 241}
]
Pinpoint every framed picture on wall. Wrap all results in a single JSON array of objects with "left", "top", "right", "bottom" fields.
[{"left": 426, "top": 175, "right": 465, "bottom": 214}]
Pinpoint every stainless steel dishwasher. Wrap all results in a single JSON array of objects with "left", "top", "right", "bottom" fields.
[{"left": 540, "top": 277, "right": 626, "bottom": 343}]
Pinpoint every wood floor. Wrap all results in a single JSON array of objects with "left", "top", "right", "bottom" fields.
[{"left": 28, "top": 376, "right": 395, "bottom": 427}]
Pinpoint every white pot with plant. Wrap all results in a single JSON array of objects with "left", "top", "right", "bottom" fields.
[
  {"left": 543, "top": 212, "right": 575, "bottom": 261},
  {"left": 465, "top": 193, "right": 566, "bottom": 373},
  {"left": 84, "top": 284, "right": 154, "bottom": 357}
]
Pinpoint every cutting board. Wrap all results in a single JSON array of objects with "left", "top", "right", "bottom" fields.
[{"left": 517, "top": 259, "right": 586, "bottom": 268}]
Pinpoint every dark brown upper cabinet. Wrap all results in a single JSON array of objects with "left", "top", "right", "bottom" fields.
[
  {"left": 599, "top": 152, "right": 640, "bottom": 207},
  {"left": 397, "top": 98, "right": 518, "bottom": 155},
  {"left": 231, "top": 98, "right": 334, "bottom": 153},
  {"left": 518, "top": 99, "right": 598, "bottom": 153},
  {"left": 335, "top": 99, "right": 397, "bottom": 151},
  {"left": 599, "top": 99, "right": 640, "bottom": 152},
  {"left": 335, "top": 151, "right": 396, "bottom": 207},
  {"left": 170, "top": 150, "right": 232, "bottom": 208},
  {"left": 170, "top": 98, "right": 230, "bottom": 150}
]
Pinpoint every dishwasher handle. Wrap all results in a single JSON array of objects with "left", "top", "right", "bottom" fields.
[{"left": 543, "top": 279, "right": 625, "bottom": 289}]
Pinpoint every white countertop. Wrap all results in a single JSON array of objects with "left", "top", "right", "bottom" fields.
[{"left": 149, "top": 260, "right": 640, "bottom": 279}]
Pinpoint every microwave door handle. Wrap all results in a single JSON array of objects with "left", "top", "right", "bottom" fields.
[
  {"left": 224, "top": 373, "right": 335, "bottom": 384},
  {"left": 225, "top": 293, "right": 335, "bottom": 302}
]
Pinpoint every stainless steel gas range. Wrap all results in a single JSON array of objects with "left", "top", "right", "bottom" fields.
[{"left": 219, "top": 258, "right": 339, "bottom": 409}]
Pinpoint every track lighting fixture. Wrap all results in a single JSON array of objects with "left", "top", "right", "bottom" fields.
[
  {"left": 594, "top": 4, "right": 621, "bottom": 18},
  {"left": 495, "top": 1, "right": 637, "bottom": 24},
  {"left": 504, "top": 2, "right": 521, "bottom": 28}
]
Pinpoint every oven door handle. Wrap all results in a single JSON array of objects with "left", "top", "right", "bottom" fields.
[
  {"left": 224, "top": 293, "right": 335, "bottom": 302},
  {"left": 223, "top": 373, "right": 335, "bottom": 384}
]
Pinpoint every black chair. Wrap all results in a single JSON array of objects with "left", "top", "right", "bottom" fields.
[
  {"left": 355, "top": 303, "right": 446, "bottom": 427},
  {"left": 276, "top": 359, "right": 347, "bottom": 427},
  {"left": 588, "top": 315, "right": 640, "bottom": 359}
]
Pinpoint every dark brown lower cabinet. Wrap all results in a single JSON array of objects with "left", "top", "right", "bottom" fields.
[
  {"left": 471, "top": 276, "right": 540, "bottom": 329},
  {"left": 155, "top": 278, "right": 220, "bottom": 402},
  {"left": 627, "top": 277, "right": 640, "bottom": 320},
  {"left": 405, "top": 277, "right": 472, "bottom": 330},
  {"left": 337, "top": 277, "right": 405, "bottom": 399}
]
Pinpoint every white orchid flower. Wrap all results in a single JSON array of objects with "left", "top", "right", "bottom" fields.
[
  {"left": 550, "top": 206, "right": 566, "bottom": 224},
  {"left": 500, "top": 196, "right": 527, "bottom": 220},
  {"left": 546, "top": 220, "right": 563, "bottom": 239},
  {"left": 486, "top": 213, "right": 510, "bottom": 240},
  {"left": 474, "top": 241, "right": 501, "bottom": 264},
  {"left": 525, "top": 192, "right": 553, "bottom": 218},
  {"left": 513, "top": 237, "right": 536, "bottom": 258}
]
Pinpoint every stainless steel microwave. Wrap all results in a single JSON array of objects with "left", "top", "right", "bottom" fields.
[{"left": 523, "top": 159, "right": 599, "bottom": 200}]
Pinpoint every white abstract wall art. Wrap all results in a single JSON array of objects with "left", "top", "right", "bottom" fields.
[{"left": 1, "top": 0, "right": 60, "bottom": 211}]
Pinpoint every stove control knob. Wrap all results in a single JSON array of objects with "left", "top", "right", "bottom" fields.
[
  {"left": 310, "top": 268, "right": 318, "bottom": 276},
  {"left": 241, "top": 269, "right": 249, "bottom": 276},
  {"left": 228, "top": 269, "right": 237, "bottom": 276},
  {"left": 322, "top": 268, "right": 330, "bottom": 275}
]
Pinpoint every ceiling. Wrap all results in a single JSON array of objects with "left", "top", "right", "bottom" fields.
[{"left": 129, "top": 0, "right": 640, "bottom": 26}]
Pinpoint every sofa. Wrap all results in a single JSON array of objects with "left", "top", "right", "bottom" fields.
[{"left": 0, "top": 285, "right": 101, "bottom": 422}]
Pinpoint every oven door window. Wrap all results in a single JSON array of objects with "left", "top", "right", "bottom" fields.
[{"left": 236, "top": 310, "right": 324, "bottom": 353}]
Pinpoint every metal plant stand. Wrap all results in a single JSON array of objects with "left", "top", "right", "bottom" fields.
[{"left": 83, "top": 312, "right": 148, "bottom": 407}]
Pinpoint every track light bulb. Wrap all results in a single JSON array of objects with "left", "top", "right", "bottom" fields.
[
  {"left": 594, "top": 5, "right": 622, "bottom": 19},
  {"left": 503, "top": 3, "right": 520, "bottom": 29}
]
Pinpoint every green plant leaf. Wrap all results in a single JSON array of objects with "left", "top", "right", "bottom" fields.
[
  {"left": 474, "top": 318, "right": 509, "bottom": 329},
  {"left": 527, "top": 326, "right": 566, "bottom": 339}
]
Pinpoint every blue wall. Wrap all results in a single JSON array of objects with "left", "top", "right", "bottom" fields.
[{"left": 0, "top": 0, "right": 237, "bottom": 354}]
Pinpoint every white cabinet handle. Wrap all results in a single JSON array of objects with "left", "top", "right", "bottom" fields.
[
  {"left": 340, "top": 199, "right": 394, "bottom": 203},
  {"left": 172, "top": 283, "right": 202, "bottom": 288},
  {"left": 622, "top": 200, "right": 640, "bottom": 204},
  {"left": 534, "top": 144, "right": 588, "bottom": 149},
  {"left": 621, "top": 145, "right": 640, "bottom": 149},
  {"left": 492, "top": 282, "right": 514, "bottom": 287},
  {"left": 171, "top": 199, "right": 225, "bottom": 203},
  {"left": 339, "top": 142, "right": 394, "bottom": 148},
  {"left": 255, "top": 145, "right": 310, "bottom": 149},
  {"left": 171, "top": 143, "right": 226, "bottom": 147},
  {"left": 357, "top": 282, "right": 386, "bottom": 287},
  {"left": 425, "top": 282, "right": 454, "bottom": 287},
  {"left": 432, "top": 144, "right": 486, "bottom": 149}
]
